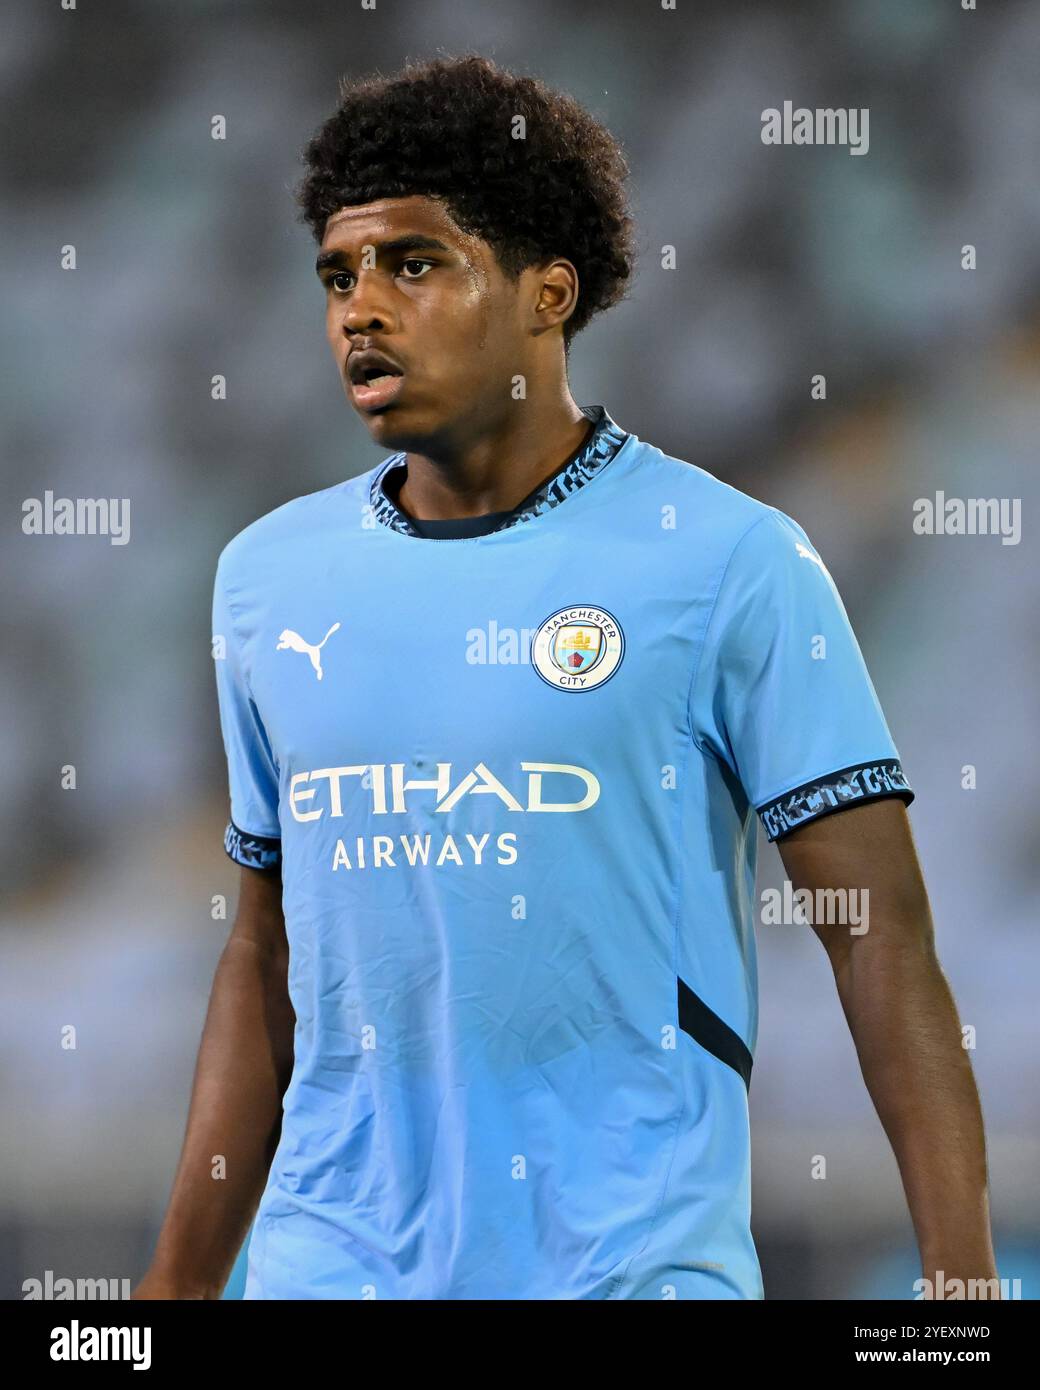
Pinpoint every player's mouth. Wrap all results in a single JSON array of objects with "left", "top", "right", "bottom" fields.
[{"left": 347, "top": 349, "right": 406, "bottom": 411}]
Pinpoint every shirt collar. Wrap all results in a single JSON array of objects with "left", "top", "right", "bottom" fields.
[{"left": 368, "top": 405, "right": 629, "bottom": 539}]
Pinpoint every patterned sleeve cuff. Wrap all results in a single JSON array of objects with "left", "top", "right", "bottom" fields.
[
  {"left": 758, "top": 760, "right": 914, "bottom": 843},
  {"left": 224, "top": 820, "right": 282, "bottom": 872}
]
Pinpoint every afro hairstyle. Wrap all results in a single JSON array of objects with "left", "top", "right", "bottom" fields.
[{"left": 295, "top": 53, "right": 636, "bottom": 347}]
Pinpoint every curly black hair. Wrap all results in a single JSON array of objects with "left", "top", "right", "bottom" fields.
[{"left": 295, "top": 54, "right": 636, "bottom": 347}]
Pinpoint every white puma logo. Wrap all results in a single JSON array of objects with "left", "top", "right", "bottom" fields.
[
  {"left": 795, "top": 541, "right": 827, "bottom": 572},
  {"left": 276, "top": 622, "right": 341, "bottom": 681}
]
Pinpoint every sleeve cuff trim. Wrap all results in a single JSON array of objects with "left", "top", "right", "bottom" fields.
[
  {"left": 224, "top": 820, "right": 282, "bottom": 871},
  {"left": 758, "top": 760, "right": 914, "bottom": 842}
]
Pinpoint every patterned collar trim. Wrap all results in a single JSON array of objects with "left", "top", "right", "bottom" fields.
[{"left": 368, "top": 405, "right": 630, "bottom": 538}]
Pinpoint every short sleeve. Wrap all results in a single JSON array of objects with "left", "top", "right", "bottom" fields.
[
  {"left": 689, "top": 509, "right": 914, "bottom": 842},
  {"left": 212, "top": 562, "right": 282, "bottom": 871}
]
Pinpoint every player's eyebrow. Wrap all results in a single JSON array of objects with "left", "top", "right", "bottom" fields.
[{"left": 315, "top": 235, "right": 452, "bottom": 276}]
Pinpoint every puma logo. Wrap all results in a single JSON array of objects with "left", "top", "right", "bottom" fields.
[
  {"left": 795, "top": 541, "right": 827, "bottom": 572},
  {"left": 276, "top": 622, "right": 341, "bottom": 681}
]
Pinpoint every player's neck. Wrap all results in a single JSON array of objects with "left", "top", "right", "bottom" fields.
[{"left": 396, "top": 391, "right": 592, "bottom": 522}]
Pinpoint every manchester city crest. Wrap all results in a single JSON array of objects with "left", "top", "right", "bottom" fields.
[{"left": 531, "top": 605, "right": 625, "bottom": 691}]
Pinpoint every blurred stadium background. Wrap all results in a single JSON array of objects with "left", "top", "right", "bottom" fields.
[{"left": 3, "top": 0, "right": 1038, "bottom": 1300}]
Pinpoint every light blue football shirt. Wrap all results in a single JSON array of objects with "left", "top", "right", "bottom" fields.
[{"left": 212, "top": 405, "right": 913, "bottom": 1300}]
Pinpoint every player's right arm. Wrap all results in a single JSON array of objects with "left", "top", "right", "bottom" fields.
[{"left": 132, "top": 864, "right": 294, "bottom": 1299}]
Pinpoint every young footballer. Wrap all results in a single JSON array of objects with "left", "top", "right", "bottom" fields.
[{"left": 136, "top": 55, "right": 997, "bottom": 1300}]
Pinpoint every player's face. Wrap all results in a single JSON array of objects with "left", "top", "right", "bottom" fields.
[{"left": 317, "top": 195, "right": 528, "bottom": 451}]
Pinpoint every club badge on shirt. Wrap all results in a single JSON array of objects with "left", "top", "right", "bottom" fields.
[{"left": 531, "top": 605, "right": 624, "bottom": 691}]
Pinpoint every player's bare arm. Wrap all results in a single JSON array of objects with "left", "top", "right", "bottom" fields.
[
  {"left": 777, "top": 798, "right": 998, "bottom": 1296},
  {"left": 133, "top": 866, "right": 292, "bottom": 1299}
]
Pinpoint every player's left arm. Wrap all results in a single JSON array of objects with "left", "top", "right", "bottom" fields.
[{"left": 776, "top": 796, "right": 999, "bottom": 1297}]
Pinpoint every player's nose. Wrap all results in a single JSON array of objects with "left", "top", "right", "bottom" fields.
[{"left": 342, "top": 270, "right": 398, "bottom": 337}]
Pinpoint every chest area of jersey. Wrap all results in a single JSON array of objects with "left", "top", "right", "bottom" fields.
[{"left": 247, "top": 552, "right": 703, "bottom": 831}]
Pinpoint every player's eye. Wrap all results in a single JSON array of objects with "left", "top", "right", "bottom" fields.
[{"left": 327, "top": 261, "right": 431, "bottom": 293}]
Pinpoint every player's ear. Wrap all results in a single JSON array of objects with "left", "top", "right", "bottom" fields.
[{"left": 529, "top": 258, "right": 579, "bottom": 337}]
